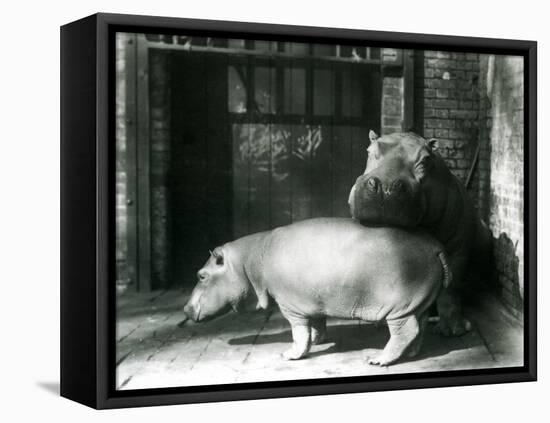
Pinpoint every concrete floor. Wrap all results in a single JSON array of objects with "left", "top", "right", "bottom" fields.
[{"left": 116, "top": 289, "right": 523, "bottom": 390}]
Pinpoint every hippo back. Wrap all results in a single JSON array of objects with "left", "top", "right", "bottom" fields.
[{"left": 250, "top": 218, "right": 446, "bottom": 321}]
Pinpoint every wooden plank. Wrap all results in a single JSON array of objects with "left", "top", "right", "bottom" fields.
[
  {"left": 310, "top": 64, "right": 334, "bottom": 218},
  {"left": 205, "top": 54, "right": 232, "bottom": 247},
  {"left": 331, "top": 125, "right": 353, "bottom": 217},
  {"left": 248, "top": 123, "right": 271, "bottom": 233},
  {"left": 233, "top": 123, "right": 250, "bottom": 239},
  {"left": 351, "top": 126, "right": 368, "bottom": 183},
  {"left": 270, "top": 124, "right": 292, "bottom": 228},
  {"left": 123, "top": 33, "right": 138, "bottom": 290},
  {"left": 170, "top": 52, "right": 211, "bottom": 287},
  {"left": 364, "top": 66, "right": 383, "bottom": 134},
  {"left": 136, "top": 34, "right": 151, "bottom": 292},
  {"left": 248, "top": 60, "right": 275, "bottom": 233},
  {"left": 311, "top": 125, "right": 332, "bottom": 218},
  {"left": 290, "top": 125, "right": 312, "bottom": 222}
]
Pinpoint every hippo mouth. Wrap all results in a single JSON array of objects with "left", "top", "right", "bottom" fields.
[
  {"left": 352, "top": 177, "right": 425, "bottom": 228},
  {"left": 182, "top": 299, "right": 232, "bottom": 323}
]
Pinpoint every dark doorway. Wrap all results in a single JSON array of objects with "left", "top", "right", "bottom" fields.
[{"left": 169, "top": 50, "right": 382, "bottom": 290}]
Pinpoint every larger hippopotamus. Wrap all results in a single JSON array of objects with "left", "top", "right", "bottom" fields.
[
  {"left": 348, "top": 130, "right": 492, "bottom": 336},
  {"left": 182, "top": 218, "right": 451, "bottom": 366}
]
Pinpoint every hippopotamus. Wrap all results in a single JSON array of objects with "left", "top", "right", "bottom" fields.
[
  {"left": 348, "top": 130, "right": 492, "bottom": 336},
  {"left": 182, "top": 218, "right": 451, "bottom": 366}
]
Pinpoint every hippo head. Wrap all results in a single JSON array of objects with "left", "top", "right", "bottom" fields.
[
  {"left": 349, "top": 130, "right": 439, "bottom": 227},
  {"left": 183, "top": 247, "right": 253, "bottom": 323}
]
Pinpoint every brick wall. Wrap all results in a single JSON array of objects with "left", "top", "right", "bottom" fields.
[
  {"left": 479, "top": 55, "right": 525, "bottom": 316},
  {"left": 115, "top": 37, "right": 171, "bottom": 290},
  {"left": 414, "top": 51, "right": 481, "bottom": 187},
  {"left": 414, "top": 50, "right": 524, "bottom": 316}
]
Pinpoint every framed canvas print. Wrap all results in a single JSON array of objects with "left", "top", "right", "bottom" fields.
[{"left": 60, "top": 13, "right": 537, "bottom": 409}]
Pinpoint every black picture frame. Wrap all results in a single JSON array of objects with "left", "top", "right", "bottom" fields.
[{"left": 60, "top": 12, "right": 537, "bottom": 409}]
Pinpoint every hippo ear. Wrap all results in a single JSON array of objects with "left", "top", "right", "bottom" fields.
[
  {"left": 427, "top": 138, "right": 439, "bottom": 152},
  {"left": 214, "top": 250, "right": 224, "bottom": 266},
  {"left": 369, "top": 130, "right": 379, "bottom": 143}
]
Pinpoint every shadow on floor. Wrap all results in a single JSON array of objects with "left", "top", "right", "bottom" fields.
[{"left": 229, "top": 322, "right": 484, "bottom": 362}]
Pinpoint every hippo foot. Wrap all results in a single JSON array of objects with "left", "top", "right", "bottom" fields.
[
  {"left": 282, "top": 347, "right": 308, "bottom": 360},
  {"left": 437, "top": 317, "right": 472, "bottom": 337},
  {"left": 367, "top": 353, "right": 395, "bottom": 367},
  {"left": 310, "top": 333, "right": 325, "bottom": 345}
]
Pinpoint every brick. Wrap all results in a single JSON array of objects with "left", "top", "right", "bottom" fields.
[
  {"left": 435, "top": 129, "right": 449, "bottom": 138},
  {"left": 423, "top": 128, "right": 435, "bottom": 138},
  {"left": 384, "top": 86, "right": 401, "bottom": 97},
  {"left": 432, "top": 99, "right": 458, "bottom": 109},
  {"left": 424, "top": 88, "right": 436, "bottom": 98},
  {"left": 424, "top": 78, "right": 443, "bottom": 89},
  {"left": 449, "top": 109, "right": 478, "bottom": 119},
  {"left": 436, "top": 51, "right": 452, "bottom": 59},
  {"left": 459, "top": 100, "right": 474, "bottom": 110},
  {"left": 449, "top": 129, "right": 468, "bottom": 139},
  {"left": 436, "top": 89, "right": 450, "bottom": 98},
  {"left": 383, "top": 116, "right": 401, "bottom": 127},
  {"left": 425, "top": 118, "right": 456, "bottom": 129},
  {"left": 427, "top": 58, "right": 454, "bottom": 69},
  {"left": 457, "top": 159, "right": 471, "bottom": 169},
  {"left": 424, "top": 68, "right": 435, "bottom": 78}
]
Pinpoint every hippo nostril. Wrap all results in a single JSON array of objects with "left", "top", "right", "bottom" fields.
[
  {"left": 392, "top": 180, "right": 405, "bottom": 192},
  {"left": 367, "top": 177, "right": 380, "bottom": 192},
  {"left": 183, "top": 303, "right": 192, "bottom": 317},
  {"left": 391, "top": 180, "right": 407, "bottom": 194},
  {"left": 197, "top": 270, "right": 208, "bottom": 281}
]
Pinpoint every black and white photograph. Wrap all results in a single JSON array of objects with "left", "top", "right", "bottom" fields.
[{"left": 114, "top": 31, "right": 527, "bottom": 391}]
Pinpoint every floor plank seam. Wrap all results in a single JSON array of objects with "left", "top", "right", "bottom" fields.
[{"left": 241, "top": 309, "right": 275, "bottom": 365}]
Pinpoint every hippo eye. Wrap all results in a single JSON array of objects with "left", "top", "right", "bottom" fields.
[{"left": 215, "top": 256, "right": 224, "bottom": 266}]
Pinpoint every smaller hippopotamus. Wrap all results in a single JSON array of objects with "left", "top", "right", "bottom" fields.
[{"left": 182, "top": 218, "right": 451, "bottom": 366}]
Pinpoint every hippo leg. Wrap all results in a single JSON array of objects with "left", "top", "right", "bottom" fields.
[
  {"left": 310, "top": 317, "right": 327, "bottom": 345},
  {"left": 406, "top": 313, "right": 428, "bottom": 358},
  {"left": 278, "top": 306, "right": 312, "bottom": 360},
  {"left": 368, "top": 315, "right": 420, "bottom": 366},
  {"left": 282, "top": 323, "right": 312, "bottom": 360},
  {"left": 436, "top": 255, "right": 472, "bottom": 337}
]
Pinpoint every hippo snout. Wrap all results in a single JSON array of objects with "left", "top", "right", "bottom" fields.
[
  {"left": 352, "top": 174, "right": 423, "bottom": 227},
  {"left": 183, "top": 301, "right": 200, "bottom": 322},
  {"left": 362, "top": 176, "right": 408, "bottom": 198}
]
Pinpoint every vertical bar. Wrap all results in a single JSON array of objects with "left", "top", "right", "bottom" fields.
[
  {"left": 124, "top": 33, "right": 138, "bottom": 291},
  {"left": 136, "top": 34, "right": 151, "bottom": 292}
]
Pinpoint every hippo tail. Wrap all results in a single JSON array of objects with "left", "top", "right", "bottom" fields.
[{"left": 437, "top": 251, "right": 452, "bottom": 289}]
